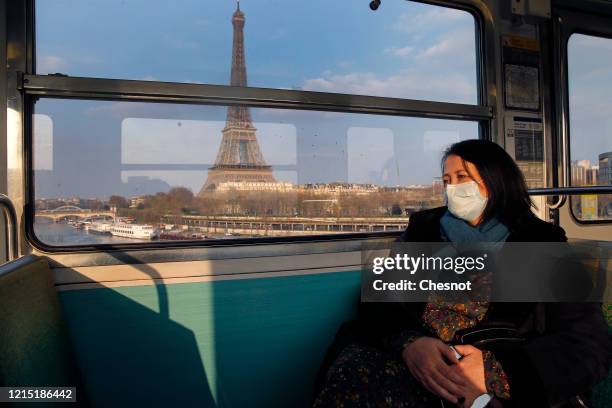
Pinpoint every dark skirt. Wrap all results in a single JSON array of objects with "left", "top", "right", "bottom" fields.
[{"left": 313, "top": 342, "right": 442, "bottom": 408}]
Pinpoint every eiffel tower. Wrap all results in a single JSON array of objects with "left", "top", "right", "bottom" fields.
[{"left": 199, "top": 1, "right": 276, "bottom": 194}]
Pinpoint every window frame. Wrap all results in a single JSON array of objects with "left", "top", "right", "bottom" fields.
[
  {"left": 9, "top": 0, "right": 496, "bottom": 255},
  {"left": 25, "top": 96, "right": 484, "bottom": 254},
  {"left": 555, "top": 7, "right": 612, "bottom": 225}
]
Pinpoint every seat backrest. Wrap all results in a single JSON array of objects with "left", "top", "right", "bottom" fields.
[{"left": 0, "top": 255, "right": 82, "bottom": 390}]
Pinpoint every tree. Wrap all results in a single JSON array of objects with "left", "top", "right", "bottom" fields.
[
  {"left": 168, "top": 187, "right": 194, "bottom": 205},
  {"left": 109, "top": 195, "right": 129, "bottom": 209},
  {"left": 391, "top": 203, "right": 403, "bottom": 216}
]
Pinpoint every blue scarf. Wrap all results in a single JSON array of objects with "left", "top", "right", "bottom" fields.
[{"left": 440, "top": 210, "right": 509, "bottom": 243}]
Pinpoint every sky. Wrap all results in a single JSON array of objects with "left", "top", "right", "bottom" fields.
[
  {"left": 35, "top": 0, "right": 478, "bottom": 102},
  {"left": 31, "top": 0, "right": 611, "bottom": 199},
  {"left": 568, "top": 34, "right": 612, "bottom": 168}
]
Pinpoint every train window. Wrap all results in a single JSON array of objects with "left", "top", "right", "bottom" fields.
[
  {"left": 35, "top": 0, "right": 478, "bottom": 104},
  {"left": 31, "top": 98, "right": 477, "bottom": 247},
  {"left": 568, "top": 33, "right": 612, "bottom": 221}
]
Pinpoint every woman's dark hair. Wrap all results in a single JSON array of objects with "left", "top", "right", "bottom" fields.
[{"left": 442, "top": 139, "right": 535, "bottom": 226}]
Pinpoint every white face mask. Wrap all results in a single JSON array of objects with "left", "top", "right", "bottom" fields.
[{"left": 445, "top": 180, "right": 487, "bottom": 223}]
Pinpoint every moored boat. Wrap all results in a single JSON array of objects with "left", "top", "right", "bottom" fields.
[
  {"left": 110, "top": 223, "right": 158, "bottom": 240},
  {"left": 86, "top": 221, "right": 113, "bottom": 235}
]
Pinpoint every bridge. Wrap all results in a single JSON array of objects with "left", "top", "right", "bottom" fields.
[{"left": 36, "top": 205, "right": 116, "bottom": 222}]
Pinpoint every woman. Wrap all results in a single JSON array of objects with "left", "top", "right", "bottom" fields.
[{"left": 313, "top": 140, "right": 611, "bottom": 408}]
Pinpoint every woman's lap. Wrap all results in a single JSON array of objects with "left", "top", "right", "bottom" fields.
[{"left": 313, "top": 342, "right": 440, "bottom": 408}]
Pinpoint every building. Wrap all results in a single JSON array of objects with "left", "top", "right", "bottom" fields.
[
  {"left": 129, "top": 197, "right": 147, "bottom": 208},
  {"left": 298, "top": 183, "right": 379, "bottom": 195},
  {"left": 432, "top": 177, "right": 444, "bottom": 196},
  {"left": 214, "top": 181, "right": 294, "bottom": 192},
  {"left": 597, "top": 151, "right": 612, "bottom": 218},
  {"left": 572, "top": 159, "right": 599, "bottom": 186},
  {"left": 599, "top": 152, "right": 612, "bottom": 186},
  {"left": 199, "top": 3, "right": 277, "bottom": 194}
]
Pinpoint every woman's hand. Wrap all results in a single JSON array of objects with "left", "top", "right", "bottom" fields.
[
  {"left": 451, "top": 345, "right": 488, "bottom": 408},
  {"left": 402, "top": 337, "right": 466, "bottom": 404}
]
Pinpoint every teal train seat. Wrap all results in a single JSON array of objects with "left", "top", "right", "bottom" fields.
[{"left": 0, "top": 255, "right": 84, "bottom": 407}]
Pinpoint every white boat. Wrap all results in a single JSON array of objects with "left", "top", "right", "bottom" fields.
[
  {"left": 86, "top": 221, "right": 113, "bottom": 235},
  {"left": 110, "top": 223, "right": 158, "bottom": 240},
  {"left": 69, "top": 221, "right": 86, "bottom": 229}
]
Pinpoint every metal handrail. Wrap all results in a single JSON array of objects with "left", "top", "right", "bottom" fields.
[
  {"left": 0, "top": 194, "right": 18, "bottom": 261},
  {"left": 550, "top": 15, "right": 571, "bottom": 210},
  {"left": 528, "top": 186, "right": 612, "bottom": 196}
]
